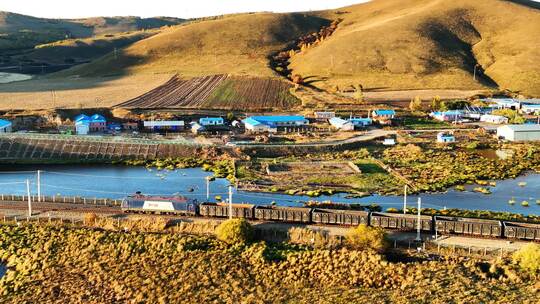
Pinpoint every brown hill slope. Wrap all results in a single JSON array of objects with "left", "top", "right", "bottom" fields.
[
  {"left": 0, "top": 11, "right": 183, "bottom": 50},
  {"left": 59, "top": 13, "right": 330, "bottom": 78},
  {"left": 288, "top": 0, "right": 540, "bottom": 96}
]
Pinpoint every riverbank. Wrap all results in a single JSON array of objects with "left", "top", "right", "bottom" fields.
[{"left": 0, "top": 164, "right": 539, "bottom": 214}]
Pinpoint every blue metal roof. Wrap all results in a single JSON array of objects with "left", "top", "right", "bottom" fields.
[
  {"left": 90, "top": 114, "right": 106, "bottom": 122},
  {"left": 373, "top": 109, "right": 396, "bottom": 116},
  {"left": 75, "top": 114, "right": 105, "bottom": 123},
  {"left": 75, "top": 114, "right": 90, "bottom": 122},
  {"left": 244, "top": 116, "right": 307, "bottom": 127},
  {"left": 243, "top": 117, "right": 264, "bottom": 126},
  {"left": 0, "top": 119, "right": 12, "bottom": 128},
  {"left": 248, "top": 116, "right": 306, "bottom": 122}
]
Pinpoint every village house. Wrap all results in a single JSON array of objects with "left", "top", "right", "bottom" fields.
[
  {"left": 243, "top": 115, "right": 308, "bottom": 133},
  {"left": 431, "top": 110, "right": 463, "bottom": 122},
  {"left": 521, "top": 103, "right": 540, "bottom": 115},
  {"left": 74, "top": 114, "right": 107, "bottom": 135},
  {"left": 0, "top": 119, "right": 12, "bottom": 133},
  {"left": 143, "top": 120, "right": 185, "bottom": 132},
  {"left": 480, "top": 114, "right": 508, "bottom": 124},
  {"left": 349, "top": 117, "right": 373, "bottom": 127},
  {"left": 199, "top": 117, "right": 224, "bottom": 126},
  {"left": 314, "top": 111, "right": 336, "bottom": 121},
  {"left": 437, "top": 132, "right": 456, "bottom": 143},
  {"left": 329, "top": 117, "right": 354, "bottom": 131},
  {"left": 122, "top": 122, "right": 139, "bottom": 131},
  {"left": 497, "top": 124, "right": 540, "bottom": 142},
  {"left": 371, "top": 109, "right": 395, "bottom": 125}
]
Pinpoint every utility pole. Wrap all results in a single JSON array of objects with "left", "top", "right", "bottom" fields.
[
  {"left": 403, "top": 185, "right": 408, "bottom": 214},
  {"left": 416, "top": 197, "right": 422, "bottom": 241},
  {"left": 26, "top": 179, "right": 32, "bottom": 217},
  {"left": 37, "top": 170, "right": 41, "bottom": 202},
  {"left": 206, "top": 176, "right": 210, "bottom": 201},
  {"left": 228, "top": 185, "right": 233, "bottom": 219}
]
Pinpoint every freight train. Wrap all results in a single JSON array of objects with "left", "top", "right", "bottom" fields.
[{"left": 121, "top": 194, "right": 540, "bottom": 242}]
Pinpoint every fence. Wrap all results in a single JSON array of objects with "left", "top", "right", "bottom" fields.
[{"left": 0, "top": 194, "right": 122, "bottom": 206}]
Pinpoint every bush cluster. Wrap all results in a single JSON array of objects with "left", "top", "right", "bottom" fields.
[
  {"left": 215, "top": 219, "right": 253, "bottom": 245},
  {"left": 346, "top": 224, "right": 389, "bottom": 253},
  {"left": 0, "top": 224, "right": 537, "bottom": 303}
]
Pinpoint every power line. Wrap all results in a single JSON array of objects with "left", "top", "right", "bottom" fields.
[{"left": 42, "top": 171, "right": 209, "bottom": 180}]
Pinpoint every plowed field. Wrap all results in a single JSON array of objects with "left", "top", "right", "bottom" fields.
[{"left": 116, "top": 74, "right": 299, "bottom": 110}]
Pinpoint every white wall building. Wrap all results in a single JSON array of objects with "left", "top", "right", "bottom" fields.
[
  {"left": 329, "top": 117, "right": 354, "bottom": 131},
  {"left": 497, "top": 124, "right": 540, "bottom": 141},
  {"left": 480, "top": 115, "right": 509, "bottom": 124},
  {"left": 75, "top": 123, "right": 89, "bottom": 135}
]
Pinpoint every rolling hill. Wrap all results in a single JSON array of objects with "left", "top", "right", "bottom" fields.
[
  {"left": 0, "top": 0, "right": 539, "bottom": 111},
  {"left": 0, "top": 11, "right": 183, "bottom": 50},
  {"left": 289, "top": 0, "right": 540, "bottom": 96},
  {"left": 58, "top": 12, "right": 330, "bottom": 78}
]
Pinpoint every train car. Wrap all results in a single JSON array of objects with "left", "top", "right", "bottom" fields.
[
  {"left": 370, "top": 212, "right": 433, "bottom": 231},
  {"left": 312, "top": 209, "right": 369, "bottom": 226},
  {"left": 199, "top": 202, "right": 255, "bottom": 219},
  {"left": 254, "top": 206, "right": 311, "bottom": 223},
  {"left": 435, "top": 216, "right": 502, "bottom": 237},
  {"left": 121, "top": 193, "right": 198, "bottom": 215},
  {"left": 503, "top": 221, "right": 540, "bottom": 241}
]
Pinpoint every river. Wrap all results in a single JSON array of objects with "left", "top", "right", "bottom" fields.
[
  {"left": 0, "top": 72, "right": 32, "bottom": 84},
  {"left": 0, "top": 165, "right": 538, "bottom": 214}
]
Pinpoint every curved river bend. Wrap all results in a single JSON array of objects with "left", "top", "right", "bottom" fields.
[{"left": 0, "top": 165, "right": 538, "bottom": 215}]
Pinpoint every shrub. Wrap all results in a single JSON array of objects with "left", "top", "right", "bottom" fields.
[
  {"left": 346, "top": 224, "right": 389, "bottom": 253},
  {"left": 84, "top": 213, "right": 97, "bottom": 225},
  {"left": 215, "top": 219, "right": 254, "bottom": 245},
  {"left": 512, "top": 243, "right": 540, "bottom": 274}
]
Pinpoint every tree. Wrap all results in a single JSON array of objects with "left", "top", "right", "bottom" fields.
[
  {"left": 409, "top": 96, "right": 423, "bottom": 111},
  {"left": 431, "top": 95, "right": 442, "bottom": 111},
  {"left": 215, "top": 219, "right": 254, "bottom": 245},
  {"left": 513, "top": 243, "right": 540, "bottom": 274},
  {"left": 346, "top": 224, "right": 389, "bottom": 253},
  {"left": 292, "top": 74, "right": 303, "bottom": 85},
  {"left": 493, "top": 109, "right": 526, "bottom": 124},
  {"left": 439, "top": 101, "right": 448, "bottom": 112},
  {"left": 353, "top": 84, "right": 364, "bottom": 103}
]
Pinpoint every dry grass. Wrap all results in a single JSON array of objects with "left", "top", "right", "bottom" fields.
[
  {"left": 290, "top": 0, "right": 540, "bottom": 96},
  {"left": 0, "top": 74, "right": 172, "bottom": 110},
  {"left": 59, "top": 13, "right": 329, "bottom": 78}
]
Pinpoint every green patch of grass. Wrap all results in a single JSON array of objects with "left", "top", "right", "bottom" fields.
[{"left": 401, "top": 117, "right": 451, "bottom": 130}]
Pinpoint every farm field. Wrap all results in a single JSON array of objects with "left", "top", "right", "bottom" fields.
[
  {"left": 0, "top": 74, "right": 172, "bottom": 110},
  {"left": 117, "top": 74, "right": 299, "bottom": 110}
]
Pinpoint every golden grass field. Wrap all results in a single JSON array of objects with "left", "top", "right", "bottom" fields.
[
  {"left": 0, "top": 74, "right": 173, "bottom": 110},
  {"left": 0, "top": 0, "right": 539, "bottom": 110},
  {"left": 290, "top": 0, "right": 540, "bottom": 96}
]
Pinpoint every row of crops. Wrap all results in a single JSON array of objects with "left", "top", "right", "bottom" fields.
[{"left": 117, "top": 74, "right": 299, "bottom": 110}]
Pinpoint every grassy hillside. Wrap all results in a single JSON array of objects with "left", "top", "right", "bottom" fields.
[
  {"left": 0, "top": 11, "right": 183, "bottom": 50},
  {"left": 59, "top": 13, "right": 330, "bottom": 78},
  {"left": 17, "top": 31, "right": 156, "bottom": 65},
  {"left": 288, "top": 0, "right": 540, "bottom": 96}
]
